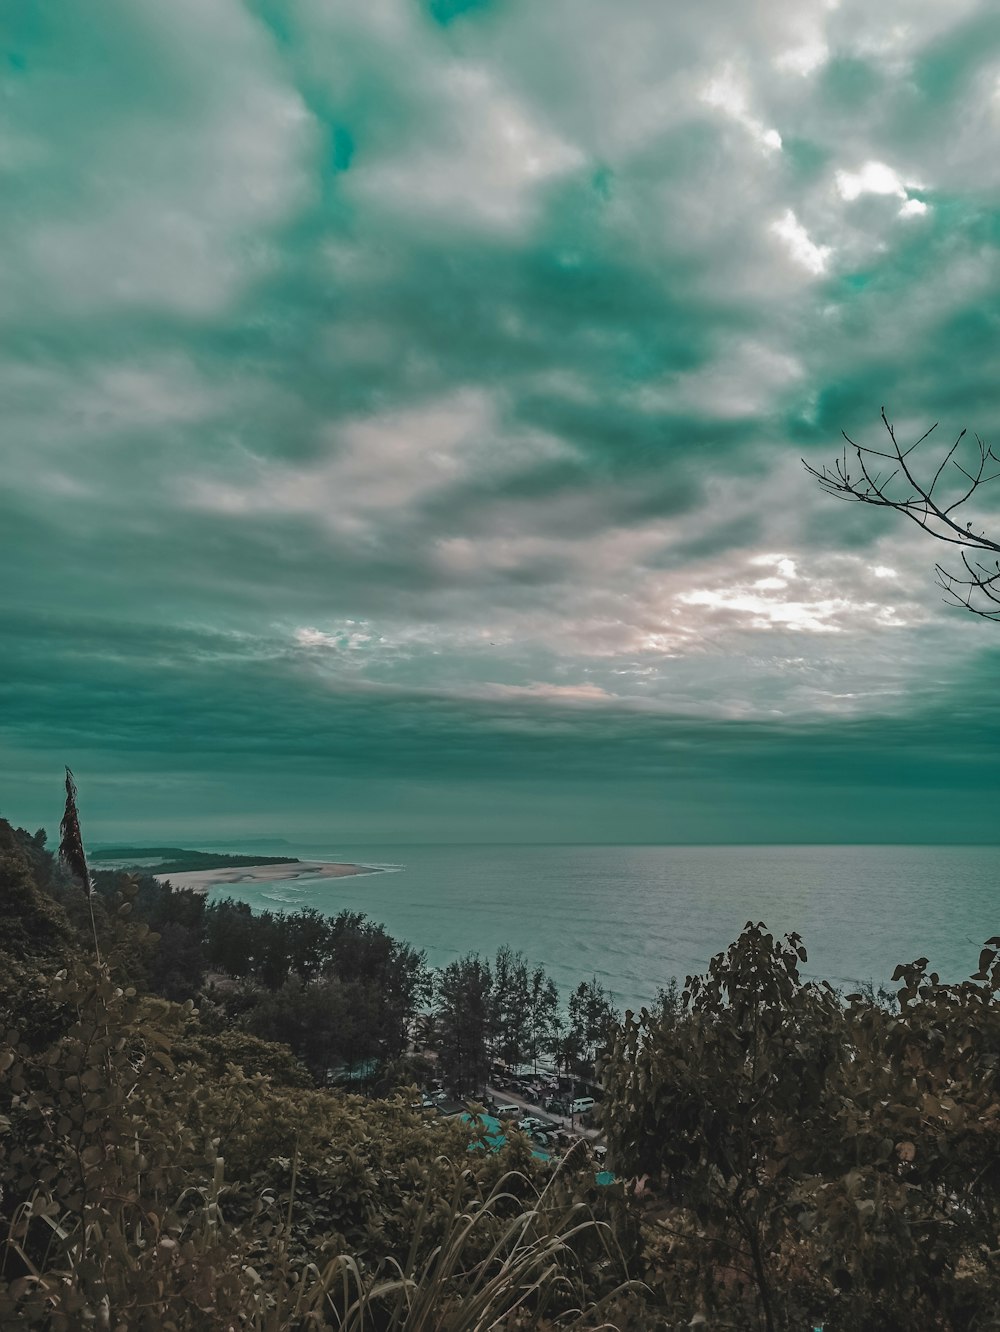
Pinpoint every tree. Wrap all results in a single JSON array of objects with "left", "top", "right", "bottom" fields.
[
  {"left": 283, "top": 906, "right": 333, "bottom": 982},
  {"left": 326, "top": 912, "right": 430, "bottom": 1054},
  {"left": 525, "top": 964, "right": 560, "bottom": 1074},
  {"left": 435, "top": 954, "right": 492, "bottom": 1095},
  {"left": 204, "top": 898, "right": 258, "bottom": 978},
  {"left": 489, "top": 945, "right": 532, "bottom": 1068},
  {"left": 653, "top": 976, "right": 681, "bottom": 1025},
  {"left": 148, "top": 921, "right": 206, "bottom": 1003},
  {"left": 602, "top": 923, "right": 846, "bottom": 1330},
  {"left": 602, "top": 922, "right": 1000, "bottom": 1329},
  {"left": 568, "top": 977, "right": 619, "bottom": 1066},
  {"left": 243, "top": 973, "right": 371, "bottom": 1083},
  {"left": 805, "top": 408, "right": 1000, "bottom": 618},
  {"left": 548, "top": 1013, "right": 584, "bottom": 1078}
]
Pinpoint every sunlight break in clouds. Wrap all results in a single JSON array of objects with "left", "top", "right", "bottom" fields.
[{"left": 677, "top": 553, "right": 921, "bottom": 636}]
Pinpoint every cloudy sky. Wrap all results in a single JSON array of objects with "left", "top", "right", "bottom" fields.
[{"left": 3, "top": 0, "right": 1000, "bottom": 843}]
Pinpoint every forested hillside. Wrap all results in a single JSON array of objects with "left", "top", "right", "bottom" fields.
[{"left": 2, "top": 814, "right": 999, "bottom": 1329}]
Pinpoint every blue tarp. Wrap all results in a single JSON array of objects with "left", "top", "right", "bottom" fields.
[
  {"left": 460, "top": 1114, "right": 617, "bottom": 1183},
  {"left": 460, "top": 1112, "right": 550, "bottom": 1160}
]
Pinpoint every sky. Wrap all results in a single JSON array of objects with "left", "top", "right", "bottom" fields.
[{"left": 3, "top": 0, "right": 1000, "bottom": 844}]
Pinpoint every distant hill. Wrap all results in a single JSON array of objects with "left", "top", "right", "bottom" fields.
[
  {"left": 187, "top": 837, "right": 293, "bottom": 848},
  {"left": 91, "top": 837, "right": 293, "bottom": 850}
]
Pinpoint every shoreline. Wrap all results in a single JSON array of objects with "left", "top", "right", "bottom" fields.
[{"left": 154, "top": 860, "right": 381, "bottom": 896}]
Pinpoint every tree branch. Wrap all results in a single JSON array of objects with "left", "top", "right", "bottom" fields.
[{"left": 804, "top": 411, "right": 1000, "bottom": 619}]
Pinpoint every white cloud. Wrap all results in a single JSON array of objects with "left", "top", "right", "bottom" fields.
[
  {"left": 835, "top": 160, "right": 910, "bottom": 201},
  {"left": 639, "top": 339, "right": 803, "bottom": 420},
  {"left": 351, "top": 62, "right": 584, "bottom": 231},
  {"left": 4, "top": 0, "right": 316, "bottom": 316},
  {"left": 295, "top": 623, "right": 374, "bottom": 650},
  {"left": 899, "top": 197, "right": 929, "bottom": 218},
  {"left": 835, "top": 159, "right": 930, "bottom": 219},
  {"left": 675, "top": 547, "right": 927, "bottom": 639},
  {"left": 188, "top": 389, "right": 577, "bottom": 539},
  {"left": 770, "top": 209, "right": 831, "bottom": 275},
  {"left": 775, "top": 37, "right": 830, "bottom": 76},
  {"left": 701, "top": 65, "right": 783, "bottom": 153},
  {"left": 679, "top": 585, "right": 850, "bottom": 633}
]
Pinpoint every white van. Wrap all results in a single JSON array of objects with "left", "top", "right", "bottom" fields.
[
  {"left": 570, "top": 1097, "right": 595, "bottom": 1115},
  {"left": 495, "top": 1104, "right": 522, "bottom": 1120}
]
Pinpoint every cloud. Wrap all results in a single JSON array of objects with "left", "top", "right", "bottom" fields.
[
  {"left": 771, "top": 209, "right": 832, "bottom": 276},
  {"left": 350, "top": 61, "right": 585, "bottom": 231},
  {"left": 473, "top": 681, "right": 614, "bottom": 704},
  {"left": 701, "top": 64, "right": 783, "bottom": 153},
  {"left": 189, "top": 389, "right": 494, "bottom": 521},
  {"left": 0, "top": 0, "right": 316, "bottom": 317},
  {"left": 4, "top": 0, "right": 1000, "bottom": 837}
]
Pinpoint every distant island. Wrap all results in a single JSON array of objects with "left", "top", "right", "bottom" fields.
[{"left": 89, "top": 846, "right": 301, "bottom": 875}]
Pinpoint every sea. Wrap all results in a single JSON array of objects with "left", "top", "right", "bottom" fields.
[{"left": 200, "top": 843, "right": 1000, "bottom": 1015}]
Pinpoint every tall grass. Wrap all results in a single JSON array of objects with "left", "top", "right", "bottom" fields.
[{"left": 254, "top": 1144, "right": 638, "bottom": 1330}]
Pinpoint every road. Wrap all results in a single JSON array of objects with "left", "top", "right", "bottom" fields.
[{"left": 485, "top": 1084, "right": 603, "bottom": 1142}]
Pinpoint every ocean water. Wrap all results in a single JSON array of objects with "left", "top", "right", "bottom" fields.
[{"left": 203, "top": 843, "right": 1000, "bottom": 1014}]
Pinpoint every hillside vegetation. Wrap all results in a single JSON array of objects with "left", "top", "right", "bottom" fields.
[{"left": 1, "top": 814, "right": 999, "bottom": 1329}]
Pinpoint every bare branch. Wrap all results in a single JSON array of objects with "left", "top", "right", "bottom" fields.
[{"left": 805, "top": 412, "right": 1000, "bottom": 620}]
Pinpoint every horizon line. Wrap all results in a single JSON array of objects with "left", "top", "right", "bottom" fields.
[{"left": 86, "top": 838, "right": 1000, "bottom": 849}]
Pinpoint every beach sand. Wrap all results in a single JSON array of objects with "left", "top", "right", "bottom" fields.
[{"left": 154, "top": 860, "right": 378, "bottom": 896}]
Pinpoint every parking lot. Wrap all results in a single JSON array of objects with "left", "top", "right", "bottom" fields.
[{"left": 485, "top": 1081, "right": 604, "bottom": 1148}]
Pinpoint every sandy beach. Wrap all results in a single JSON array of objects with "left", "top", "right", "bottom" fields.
[{"left": 154, "top": 860, "right": 379, "bottom": 896}]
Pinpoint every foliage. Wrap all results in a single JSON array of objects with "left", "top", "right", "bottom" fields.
[
  {"left": 272, "top": 1156, "right": 638, "bottom": 1331},
  {"left": 173, "top": 1025, "right": 314, "bottom": 1088},
  {"left": 0, "top": 955, "right": 635, "bottom": 1328},
  {"left": 429, "top": 946, "right": 586, "bottom": 1095},
  {"left": 241, "top": 973, "right": 388, "bottom": 1084},
  {"left": 0, "top": 820, "right": 74, "bottom": 962},
  {"left": 8, "top": 808, "right": 1000, "bottom": 1328},
  {"left": 602, "top": 921, "right": 1000, "bottom": 1330},
  {"left": 0, "top": 960, "right": 229, "bottom": 1328},
  {"left": 435, "top": 954, "right": 494, "bottom": 1095},
  {"left": 0, "top": 820, "right": 81, "bottom": 1053},
  {"left": 568, "top": 980, "right": 619, "bottom": 1067}
]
